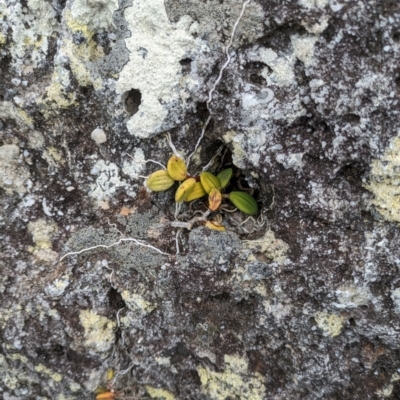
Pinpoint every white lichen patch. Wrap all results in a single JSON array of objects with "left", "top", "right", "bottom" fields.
[
  {"left": 223, "top": 131, "right": 246, "bottom": 169},
  {"left": 333, "top": 284, "right": 371, "bottom": 309},
  {"left": 291, "top": 34, "right": 318, "bottom": 67},
  {"left": 305, "top": 180, "right": 356, "bottom": 222},
  {"left": 45, "top": 277, "right": 70, "bottom": 298},
  {"left": 243, "top": 230, "right": 289, "bottom": 265},
  {"left": 256, "top": 47, "right": 295, "bottom": 87},
  {"left": 121, "top": 148, "right": 145, "bottom": 180},
  {"left": 263, "top": 299, "right": 293, "bottom": 321},
  {"left": 390, "top": 288, "right": 400, "bottom": 314},
  {"left": 197, "top": 354, "right": 266, "bottom": 400},
  {"left": 89, "top": 159, "right": 137, "bottom": 201},
  {"left": 366, "top": 136, "right": 400, "bottom": 223},
  {"left": 0, "top": 143, "right": 31, "bottom": 194},
  {"left": 314, "top": 312, "right": 344, "bottom": 337},
  {"left": 70, "top": 0, "right": 118, "bottom": 31},
  {"left": 79, "top": 309, "right": 116, "bottom": 353},
  {"left": 145, "top": 386, "right": 175, "bottom": 400},
  {"left": 116, "top": 0, "right": 199, "bottom": 138},
  {"left": 0, "top": 0, "right": 60, "bottom": 72},
  {"left": 298, "top": 0, "right": 329, "bottom": 9}
]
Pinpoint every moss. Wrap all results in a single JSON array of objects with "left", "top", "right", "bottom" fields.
[
  {"left": 197, "top": 354, "right": 266, "bottom": 400},
  {"left": 366, "top": 136, "right": 400, "bottom": 223}
]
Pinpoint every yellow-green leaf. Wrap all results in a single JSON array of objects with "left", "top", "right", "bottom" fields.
[
  {"left": 216, "top": 168, "right": 233, "bottom": 189},
  {"left": 200, "top": 172, "right": 220, "bottom": 194},
  {"left": 184, "top": 181, "right": 206, "bottom": 202},
  {"left": 167, "top": 155, "right": 187, "bottom": 181},
  {"left": 146, "top": 170, "right": 175, "bottom": 192},
  {"left": 229, "top": 191, "right": 258, "bottom": 215},
  {"left": 175, "top": 178, "right": 196, "bottom": 202}
]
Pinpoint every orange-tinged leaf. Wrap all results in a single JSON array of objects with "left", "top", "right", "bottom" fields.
[
  {"left": 96, "top": 391, "right": 115, "bottom": 400},
  {"left": 205, "top": 221, "right": 226, "bottom": 231},
  {"left": 208, "top": 188, "right": 222, "bottom": 211}
]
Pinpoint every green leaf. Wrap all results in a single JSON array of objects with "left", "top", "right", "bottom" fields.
[
  {"left": 216, "top": 168, "right": 233, "bottom": 189},
  {"left": 228, "top": 191, "right": 258, "bottom": 215}
]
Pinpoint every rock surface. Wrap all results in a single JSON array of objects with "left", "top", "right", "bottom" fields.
[{"left": 1, "top": 0, "right": 400, "bottom": 399}]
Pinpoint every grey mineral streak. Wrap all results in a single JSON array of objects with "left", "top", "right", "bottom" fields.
[{"left": 1, "top": 0, "right": 400, "bottom": 399}]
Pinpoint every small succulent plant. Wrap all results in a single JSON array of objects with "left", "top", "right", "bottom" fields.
[{"left": 146, "top": 155, "right": 258, "bottom": 231}]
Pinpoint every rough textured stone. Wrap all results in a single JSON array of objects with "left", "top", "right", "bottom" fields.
[{"left": 1, "top": 0, "right": 400, "bottom": 399}]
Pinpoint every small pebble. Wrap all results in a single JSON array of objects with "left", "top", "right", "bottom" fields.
[{"left": 91, "top": 128, "right": 107, "bottom": 144}]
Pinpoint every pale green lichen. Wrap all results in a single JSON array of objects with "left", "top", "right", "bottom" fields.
[
  {"left": 197, "top": 354, "right": 266, "bottom": 400},
  {"left": 28, "top": 219, "right": 58, "bottom": 248},
  {"left": 40, "top": 79, "right": 77, "bottom": 111},
  {"left": 0, "top": 353, "right": 32, "bottom": 391},
  {"left": 366, "top": 136, "right": 400, "bottom": 223},
  {"left": 243, "top": 229, "right": 289, "bottom": 265},
  {"left": 314, "top": 312, "right": 344, "bottom": 337},
  {"left": 121, "top": 290, "right": 156, "bottom": 314},
  {"left": 145, "top": 386, "right": 175, "bottom": 400},
  {"left": 79, "top": 309, "right": 116, "bottom": 353},
  {"left": 0, "top": 101, "right": 34, "bottom": 128},
  {"left": 28, "top": 219, "right": 59, "bottom": 262}
]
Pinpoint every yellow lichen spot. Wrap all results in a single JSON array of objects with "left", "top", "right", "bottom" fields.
[
  {"left": 79, "top": 309, "right": 116, "bottom": 353},
  {"left": 197, "top": 354, "right": 266, "bottom": 400},
  {"left": 0, "top": 101, "right": 34, "bottom": 128},
  {"left": 314, "top": 312, "right": 344, "bottom": 337},
  {"left": 0, "top": 33, "right": 6, "bottom": 45},
  {"left": 28, "top": 219, "right": 59, "bottom": 262},
  {"left": 366, "top": 136, "right": 400, "bottom": 223},
  {"left": 35, "top": 363, "right": 63, "bottom": 382},
  {"left": 63, "top": 10, "right": 105, "bottom": 88},
  {"left": 376, "top": 384, "right": 394, "bottom": 398},
  {"left": 9, "top": 353, "right": 28, "bottom": 363},
  {"left": 145, "top": 386, "right": 175, "bottom": 400},
  {"left": 28, "top": 219, "right": 58, "bottom": 249},
  {"left": 46, "top": 146, "right": 64, "bottom": 163}
]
